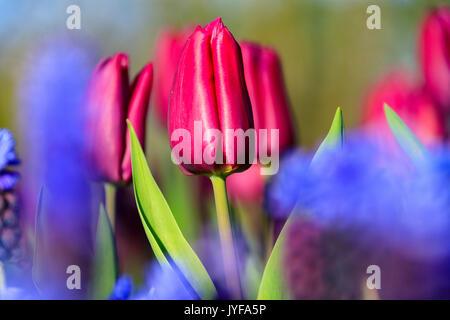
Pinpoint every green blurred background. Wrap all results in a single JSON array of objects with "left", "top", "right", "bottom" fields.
[{"left": 0, "top": 0, "right": 447, "bottom": 149}]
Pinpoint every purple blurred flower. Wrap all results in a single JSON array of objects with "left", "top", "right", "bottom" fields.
[
  {"left": 132, "top": 263, "right": 195, "bottom": 300},
  {"left": 18, "top": 35, "right": 98, "bottom": 298},
  {"left": 0, "top": 129, "right": 20, "bottom": 191},
  {"left": 194, "top": 226, "right": 250, "bottom": 299},
  {"left": 267, "top": 134, "right": 450, "bottom": 298},
  {"left": 269, "top": 134, "right": 450, "bottom": 258}
]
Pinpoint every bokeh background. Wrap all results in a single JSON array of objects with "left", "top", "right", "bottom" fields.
[{"left": 0, "top": 0, "right": 447, "bottom": 148}]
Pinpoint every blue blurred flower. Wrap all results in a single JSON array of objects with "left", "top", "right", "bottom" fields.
[
  {"left": 109, "top": 275, "right": 133, "bottom": 300},
  {"left": 0, "top": 129, "right": 19, "bottom": 191},
  {"left": 18, "top": 36, "right": 97, "bottom": 205},
  {"left": 265, "top": 150, "right": 312, "bottom": 218},
  {"left": 132, "top": 263, "right": 195, "bottom": 300},
  {"left": 269, "top": 133, "right": 450, "bottom": 298},
  {"left": 17, "top": 35, "right": 98, "bottom": 298},
  {"left": 267, "top": 134, "right": 450, "bottom": 259}
]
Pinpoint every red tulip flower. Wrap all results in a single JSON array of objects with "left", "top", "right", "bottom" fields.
[
  {"left": 227, "top": 42, "right": 296, "bottom": 202},
  {"left": 154, "top": 27, "right": 193, "bottom": 126},
  {"left": 85, "top": 53, "right": 153, "bottom": 183},
  {"left": 168, "top": 18, "right": 253, "bottom": 177},
  {"left": 226, "top": 163, "right": 265, "bottom": 202},
  {"left": 240, "top": 41, "right": 296, "bottom": 155},
  {"left": 420, "top": 6, "right": 450, "bottom": 111},
  {"left": 168, "top": 18, "right": 254, "bottom": 298},
  {"left": 363, "top": 71, "right": 445, "bottom": 146}
]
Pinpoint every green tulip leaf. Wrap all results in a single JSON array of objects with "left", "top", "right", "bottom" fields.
[
  {"left": 90, "top": 204, "right": 118, "bottom": 300},
  {"left": 127, "top": 121, "right": 216, "bottom": 300},
  {"left": 257, "top": 220, "right": 291, "bottom": 300},
  {"left": 384, "top": 103, "right": 429, "bottom": 163},
  {"left": 311, "top": 107, "right": 344, "bottom": 165},
  {"left": 258, "top": 108, "right": 346, "bottom": 300}
]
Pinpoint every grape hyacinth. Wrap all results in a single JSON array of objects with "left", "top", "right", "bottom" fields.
[
  {"left": 0, "top": 129, "right": 21, "bottom": 262},
  {"left": 284, "top": 220, "right": 366, "bottom": 300},
  {"left": 267, "top": 133, "right": 450, "bottom": 298}
]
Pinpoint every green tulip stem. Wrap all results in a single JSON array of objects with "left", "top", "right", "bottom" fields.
[
  {"left": 104, "top": 183, "right": 117, "bottom": 231},
  {"left": 210, "top": 175, "right": 242, "bottom": 299}
]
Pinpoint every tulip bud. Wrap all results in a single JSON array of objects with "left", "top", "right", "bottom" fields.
[
  {"left": 227, "top": 42, "right": 296, "bottom": 202},
  {"left": 85, "top": 53, "right": 153, "bottom": 183},
  {"left": 420, "top": 6, "right": 450, "bottom": 110},
  {"left": 240, "top": 41, "right": 296, "bottom": 155},
  {"left": 168, "top": 18, "right": 253, "bottom": 176},
  {"left": 363, "top": 71, "right": 445, "bottom": 146},
  {"left": 154, "top": 27, "right": 193, "bottom": 126}
]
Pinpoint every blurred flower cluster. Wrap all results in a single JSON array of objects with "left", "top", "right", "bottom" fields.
[{"left": 268, "top": 136, "right": 450, "bottom": 298}]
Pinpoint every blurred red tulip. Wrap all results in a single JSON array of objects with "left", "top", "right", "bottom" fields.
[
  {"left": 240, "top": 41, "right": 296, "bottom": 155},
  {"left": 227, "top": 164, "right": 266, "bottom": 202},
  {"left": 154, "top": 27, "right": 193, "bottom": 126},
  {"left": 363, "top": 71, "right": 445, "bottom": 146},
  {"left": 227, "top": 42, "right": 296, "bottom": 202},
  {"left": 168, "top": 18, "right": 253, "bottom": 176},
  {"left": 85, "top": 53, "right": 153, "bottom": 183},
  {"left": 420, "top": 6, "right": 450, "bottom": 111}
]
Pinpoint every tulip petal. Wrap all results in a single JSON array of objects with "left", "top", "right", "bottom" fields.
[
  {"left": 210, "top": 20, "right": 254, "bottom": 168},
  {"left": 420, "top": 7, "right": 450, "bottom": 110},
  {"left": 240, "top": 42, "right": 295, "bottom": 156},
  {"left": 154, "top": 28, "right": 192, "bottom": 126},
  {"left": 259, "top": 48, "right": 295, "bottom": 153},
  {"left": 121, "top": 63, "right": 153, "bottom": 182},
  {"left": 85, "top": 53, "right": 130, "bottom": 182},
  {"left": 169, "top": 26, "right": 221, "bottom": 174}
]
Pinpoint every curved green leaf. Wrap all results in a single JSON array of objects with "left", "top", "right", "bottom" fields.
[
  {"left": 258, "top": 108, "right": 346, "bottom": 300},
  {"left": 90, "top": 204, "right": 118, "bottom": 300},
  {"left": 384, "top": 104, "right": 429, "bottom": 163},
  {"left": 311, "top": 107, "right": 344, "bottom": 165},
  {"left": 128, "top": 121, "right": 216, "bottom": 300},
  {"left": 257, "top": 219, "right": 291, "bottom": 300}
]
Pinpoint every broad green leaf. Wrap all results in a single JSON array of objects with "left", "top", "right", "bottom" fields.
[
  {"left": 257, "top": 219, "right": 290, "bottom": 300},
  {"left": 384, "top": 104, "right": 429, "bottom": 163},
  {"left": 32, "top": 187, "right": 46, "bottom": 295},
  {"left": 128, "top": 121, "right": 216, "bottom": 300},
  {"left": 90, "top": 204, "right": 118, "bottom": 300},
  {"left": 311, "top": 107, "right": 344, "bottom": 165}
]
